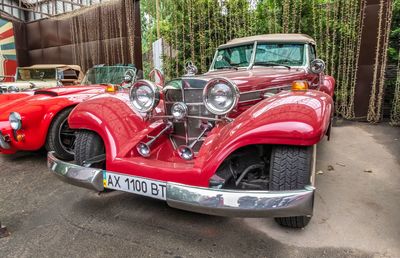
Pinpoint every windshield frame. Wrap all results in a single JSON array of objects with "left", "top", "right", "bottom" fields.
[
  {"left": 16, "top": 68, "right": 58, "bottom": 82},
  {"left": 209, "top": 41, "right": 311, "bottom": 72},
  {"left": 81, "top": 66, "right": 137, "bottom": 86}
]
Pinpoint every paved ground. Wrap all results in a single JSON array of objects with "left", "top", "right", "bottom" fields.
[{"left": 0, "top": 121, "right": 399, "bottom": 258}]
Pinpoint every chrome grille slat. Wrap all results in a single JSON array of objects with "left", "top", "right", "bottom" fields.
[{"left": 165, "top": 79, "right": 210, "bottom": 153}]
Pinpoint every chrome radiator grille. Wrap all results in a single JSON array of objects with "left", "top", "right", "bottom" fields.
[{"left": 165, "top": 78, "right": 214, "bottom": 152}]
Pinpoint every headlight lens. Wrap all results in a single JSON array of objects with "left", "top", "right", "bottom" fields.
[
  {"left": 203, "top": 78, "right": 239, "bottom": 115},
  {"left": 129, "top": 80, "right": 160, "bottom": 113},
  {"left": 9, "top": 112, "right": 22, "bottom": 130}
]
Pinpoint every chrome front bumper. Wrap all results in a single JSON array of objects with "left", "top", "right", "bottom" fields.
[{"left": 48, "top": 152, "right": 315, "bottom": 218}]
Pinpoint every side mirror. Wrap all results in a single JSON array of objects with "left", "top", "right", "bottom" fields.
[
  {"left": 121, "top": 69, "right": 137, "bottom": 88},
  {"left": 149, "top": 68, "right": 165, "bottom": 87},
  {"left": 7, "top": 86, "right": 20, "bottom": 93},
  {"left": 123, "top": 75, "right": 133, "bottom": 83},
  {"left": 310, "top": 59, "right": 326, "bottom": 74}
]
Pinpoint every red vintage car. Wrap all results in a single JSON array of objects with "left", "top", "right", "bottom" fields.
[
  {"left": 49, "top": 34, "right": 335, "bottom": 228},
  {"left": 0, "top": 65, "right": 137, "bottom": 160}
]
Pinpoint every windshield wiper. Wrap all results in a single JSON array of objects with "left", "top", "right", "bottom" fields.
[
  {"left": 214, "top": 66, "right": 238, "bottom": 70},
  {"left": 253, "top": 62, "right": 291, "bottom": 70}
]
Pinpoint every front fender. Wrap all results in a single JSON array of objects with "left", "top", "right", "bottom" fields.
[
  {"left": 197, "top": 90, "right": 333, "bottom": 178},
  {"left": 68, "top": 94, "right": 147, "bottom": 160},
  {"left": 321, "top": 75, "right": 335, "bottom": 97},
  {"left": 0, "top": 97, "right": 78, "bottom": 151}
]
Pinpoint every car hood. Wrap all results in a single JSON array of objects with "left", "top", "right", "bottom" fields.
[
  {"left": 0, "top": 81, "right": 56, "bottom": 89},
  {"left": 0, "top": 85, "right": 107, "bottom": 121},
  {"left": 34, "top": 85, "right": 106, "bottom": 96},
  {"left": 200, "top": 67, "right": 308, "bottom": 90}
]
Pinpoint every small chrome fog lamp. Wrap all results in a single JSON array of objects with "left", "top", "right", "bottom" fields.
[
  {"left": 9, "top": 112, "right": 22, "bottom": 130},
  {"left": 171, "top": 102, "right": 188, "bottom": 120}
]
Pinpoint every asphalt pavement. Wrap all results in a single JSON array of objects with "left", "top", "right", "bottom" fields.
[{"left": 0, "top": 121, "right": 399, "bottom": 258}]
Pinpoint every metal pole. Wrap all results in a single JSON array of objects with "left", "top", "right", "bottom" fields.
[{"left": 156, "top": 0, "right": 160, "bottom": 39}]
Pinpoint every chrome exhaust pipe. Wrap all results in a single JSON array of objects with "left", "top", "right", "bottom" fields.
[{"left": 137, "top": 122, "right": 173, "bottom": 157}]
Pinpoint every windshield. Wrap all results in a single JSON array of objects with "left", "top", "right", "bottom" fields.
[
  {"left": 81, "top": 66, "right": 136, "bottom": 85},
  {"left": 211, "top": 43, "right": 306, "bottom": 69},
  {"left": 213, "top": 44, "right": 254, "bottom": 69},
  {"left": 255, "top": 43, "right": 305, "bottom": 66},
  {"left": 17, "top": 68, "right": 56, "bottom": 81}
]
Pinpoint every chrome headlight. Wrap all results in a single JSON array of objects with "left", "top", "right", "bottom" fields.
[
  {"left": 129, "top": 80, "right": 160, "bottom": 113},
  {"left": 9, "top": 112, "right": 22, "bottom": 130},
  {"left": 203, "top": 78, "right": 239, "bottom": 115}
]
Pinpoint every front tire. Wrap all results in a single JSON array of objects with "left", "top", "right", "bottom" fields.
[
  {"left": 270, "top": 145, "right": 314, "bottom": 228},
  {"left": 46, "top": 107, "right": 75, "bottom": 160},
  {"left": 75, "top": 130, "right": 105, "bottom": 169}
]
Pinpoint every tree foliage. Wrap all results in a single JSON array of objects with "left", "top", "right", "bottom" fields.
[{"left": 141, "top": 0, "right": 398, "bottom": 123}]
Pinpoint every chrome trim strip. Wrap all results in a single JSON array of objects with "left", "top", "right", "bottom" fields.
[
  {"left": 48, "top": 152, "right": 315, "bottom": 217},
  {"left": 239, "top": 85, "right": 292, "bottom": 95},
  {"left": 0, "top": 132, "right": 10, "bottom": 149},
  {"left": 152, "top": 115, "right": 222, "bottom": 122},
  {"left": 238, "top": 85, "right": 291, "bottom": 103},
  {"left": 239, "top": 99, "right": 262, "bottom": 104},
  {"left": 171, "top": 134, "right": 205, "bottom": 141},
  {"left": 165, "top": 101, "right": 204, "bottom": 106},
  {"left": 187, "top": 115, "right": 221, "bottom": 121}
]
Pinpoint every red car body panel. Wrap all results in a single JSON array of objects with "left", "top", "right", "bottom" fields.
[
  {"left": 0, "top": 85, "right": 107, "bottom": 154},
  {"left": 68, "top": 68, "right": 335, "bottom": 187}
]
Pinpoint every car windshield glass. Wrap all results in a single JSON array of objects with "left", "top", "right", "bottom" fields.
[
  {"left": 17, "top": 69, "right": 56, "bottom": 81},
  {"left": 81, "top": 66, "right": 136, "bottom": 85},
  {"left": 213, "top": 44, "right": 254, "bottom": 69},
  {"left": 254, "top": 43, "right": 305, "bottom": 66}
]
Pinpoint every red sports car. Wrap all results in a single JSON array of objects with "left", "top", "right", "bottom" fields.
[
  {"left": 49, "top": 34, "right": 335, "bottom": 228},
  {"left": 0, "top": 65, "right": 137, "bottom": 160}
]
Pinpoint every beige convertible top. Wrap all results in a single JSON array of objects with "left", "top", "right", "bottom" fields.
[
  {"left": 219, "top": 34, "right": 316, "bottom": 48},
  {"left": 21, "top": 64, "right": 84, "bottom": 81}
]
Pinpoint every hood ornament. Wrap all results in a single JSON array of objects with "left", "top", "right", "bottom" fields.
[{"left": 183, "top": 61, "right": 198, "bottom": 76}]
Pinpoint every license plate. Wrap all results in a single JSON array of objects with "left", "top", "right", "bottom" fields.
[{"left": 103, "top": 171, "right": 167, "bottom": 200}]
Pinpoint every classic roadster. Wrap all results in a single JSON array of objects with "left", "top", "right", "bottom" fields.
[
  {"left": 0, "top": 64, "right": 137, "bottom": 160},
  {"left": 49, "top": 34, "right": 335, "bottom": 228},
  {"left": 0, "top": 64, "right": 83, "bottom": 93}
]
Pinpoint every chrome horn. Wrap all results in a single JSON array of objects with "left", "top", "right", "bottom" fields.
[
  {"left": 137, "top": 122, "right": 173, "bottom": 157},
  {"left": 178, "top": 123, "right": 213, "bottom": 160}
]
